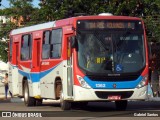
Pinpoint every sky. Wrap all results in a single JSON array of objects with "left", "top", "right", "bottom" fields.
[{"left": 0, "top": 0, "right": 40, "bottom": 9}]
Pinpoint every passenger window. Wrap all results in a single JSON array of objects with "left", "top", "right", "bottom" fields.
[
  {"left": 50, "top": 44, "right": 61, "bottom": 58},
  {"left": 43, "top": 31, "right": 50, "bottom": 44},
  {"left": 50, "top": 29, "right": 62, "bottom": 58},
  {"left": 21, "top": 47, "right": 29, "bottom": 60},
  {"left": 23, "top": 35, "right": 29, "bottom": 47},
  {"left": 42, "top": 44, "right": 50, "bottom": 59},
  {"left": 21, "top": 34, "right": 32, "bottom": 61},
  {"left": 42, "top": 31, "right": 51, "bottom": 59}
]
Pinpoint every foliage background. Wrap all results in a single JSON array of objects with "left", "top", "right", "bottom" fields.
[{"left": 0, "top": 0, "right": 160, "bottom": 62}]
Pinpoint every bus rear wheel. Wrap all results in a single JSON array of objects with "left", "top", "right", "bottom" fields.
[
  {"left": 60, "top": 90, "right": 71, "bottom": 110},
  {"left": 24, "top": 81, "right": 36, "bottom": 106},
  {"left": 115, "top": 100, "right": 127, "bottom": 111}
]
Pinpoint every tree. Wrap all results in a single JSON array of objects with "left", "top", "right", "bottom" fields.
[
  {"left": 0, "top": 0, "right": 160, "bottom": 62},
  {"left": 0, "top": 21, "right": 17, "bottom": 62},
  {"left": 39, "top": 0, "right": 108, "bottom": 20},
  {"left": 8, "top": 0, "right": 35, "bottom": 25},
  {"left": 0, "top": 0, "right": 37, "bottom": 62},
  {"left": 0, "top": 41, "right": 8, "bottom": 62},
  {"left": 38, "top": 0, "right": 160, "bottom": 42}
]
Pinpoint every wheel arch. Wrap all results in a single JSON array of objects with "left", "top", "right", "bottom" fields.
[{"left": 54, "top": 76, "right": 62, "bottom": 99}]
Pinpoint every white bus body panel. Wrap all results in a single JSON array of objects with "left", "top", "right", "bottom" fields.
[
  {"left": 40, "top": 60, "right": 68, "bottom": 99},
  {"left": 10, "top": 22, "right": 56, "bottom": 35},
  {"left": 8, "top": 64, "right": 19, "bottom": 96}
]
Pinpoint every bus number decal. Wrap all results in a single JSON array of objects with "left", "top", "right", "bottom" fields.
[
  {"left": 96, "top": 84, "right": 106, "bottom": 88},
  {"left": 41, "top": 62, "right": 50, "bottom": 65}
]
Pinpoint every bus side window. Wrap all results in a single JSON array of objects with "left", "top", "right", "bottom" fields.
[
  {"left": 42, "top": 31, "right": 50, "bottom": 59},
  {"left": 43, "top": 31, "right": 50, "bottom": 44},
  {"left": 21, "top": 34, "right": 31, "bottom": 61},
  {"left": 42, "top": 44, "right": 50, "bottom": 59},
  {"left": 50, "top": 29, "right": 62, "bottom": 58},
  {"left": 21, "top": 47, "right": 29, "bottom": 60},
  {"left": 23, "top": 35, "right": 29, "bottom": 47}
]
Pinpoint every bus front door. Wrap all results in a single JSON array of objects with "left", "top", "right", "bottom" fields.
[{"left": 9, "top": 42, "right": 19, "bottom": 96}]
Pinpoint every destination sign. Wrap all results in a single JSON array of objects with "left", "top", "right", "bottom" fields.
[{"left": 77, "top": 20, "right": 142, "bottom": 30}]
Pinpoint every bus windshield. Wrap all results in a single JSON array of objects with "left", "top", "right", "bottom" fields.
[{"left": 77, "top": 20, "right": 145, "bottom": 75}]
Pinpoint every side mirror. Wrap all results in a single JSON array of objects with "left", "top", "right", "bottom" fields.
[
  {"left": 148, "top": 42, "right": 152, "bottom": 60},
  {"left": 149, "top": 54, "right": 153, "bottom": 61},
  {"left": 70, "top": 36, "right": 77, "bottom": 48}
]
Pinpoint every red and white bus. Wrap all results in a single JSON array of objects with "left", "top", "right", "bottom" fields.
[{"left": 8, "top": 14, "right": 149, "bottom": 110}]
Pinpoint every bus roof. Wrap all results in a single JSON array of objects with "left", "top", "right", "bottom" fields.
[
  {"left": 73, "top": 15, "right": 142, "bottom": 21},
  {"left": 10, "top": 21, "right": 56, "bottom": 35},
  {"left": 10, "top": 15, "right": 142, "bottom": 36}
]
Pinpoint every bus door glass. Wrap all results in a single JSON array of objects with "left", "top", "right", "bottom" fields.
[{"left": 66, "top": 35, "right": 74, "bottom": 97}]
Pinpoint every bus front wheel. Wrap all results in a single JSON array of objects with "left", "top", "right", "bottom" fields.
[
  {"left": 115, "top": 100, "right": 127, "bottom": 111},
  {"left": 24, "top": 81, "right": 36, "bottom": 106},
  {"left": 60, "top": 90, "right": 71, "bottom": 110}
]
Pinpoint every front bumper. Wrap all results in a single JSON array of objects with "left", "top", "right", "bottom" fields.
[{"left": 72, "top": 85, "right": 148, "bottom": 101}]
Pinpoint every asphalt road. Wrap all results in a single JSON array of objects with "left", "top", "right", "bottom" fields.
[{"left": 0, "top": 97, "right": 160, "bottom": 120}]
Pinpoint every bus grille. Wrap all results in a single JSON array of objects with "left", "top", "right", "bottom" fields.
[
  {"left": 95, "top": 91, "right": 134, "bottom": 99},
  {"left": 88, "top": 75, "right": 139, "bottom": 81}
]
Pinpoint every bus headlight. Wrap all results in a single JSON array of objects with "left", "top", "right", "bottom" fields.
[
  {"left": 77, "top": 75, "right": 91, "bottom": 89},
  {"left": 136, "top": 75, "right": 148, "bottom": 88}
]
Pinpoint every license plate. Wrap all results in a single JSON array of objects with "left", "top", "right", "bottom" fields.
[{"left": 108, "top": 95, "right": 121, "bottom": 100}]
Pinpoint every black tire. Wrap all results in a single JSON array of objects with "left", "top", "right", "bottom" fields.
[
  {"left": 115, "top": 100, "right": 127, "bottom": 111},
  {"left": 23, "top": 81, "right": 36, "bottom": 106},
  {"left": 36, "top": 99, "right": 43, "bottom": 106},
  {"left": 71, "top": 102, "right": 88, "bottom": 109},
  {"left": 78, "top": 102, "right": 88, "bottom": 107},
  {"left": 151, "top": 70, "right": 159, "bottom": 97},
  {"left": 60, "top": 90, "right": 71, "bottom": 110}
]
